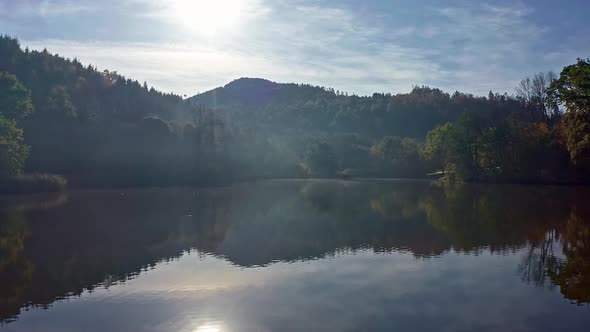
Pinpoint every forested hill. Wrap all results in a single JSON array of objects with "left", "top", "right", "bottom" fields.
[
  {"left": 189, "top": 77, "right": 533, "bottom": 139},
  {"left": 0, "top": 35, "right": 226, "bottom": 188},
  {"left": 191, "top": 77, "right": 280, "bottom": 108},
  {"left": 0, "top": 36, "right": 183, "bottom": 123},
  {"left": 186, "top": 70, "right": 590, "bottom": 184}
]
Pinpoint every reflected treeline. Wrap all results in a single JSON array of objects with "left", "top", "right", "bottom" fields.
[
  {"left": 0, "top": 189, "right": 229, "bottom": 322},
  {"left": 422, "top": 183, "right": 569, "bottom": 253},
  {"left": 1, "top": 180, "right": 590, "bottom": 322}
]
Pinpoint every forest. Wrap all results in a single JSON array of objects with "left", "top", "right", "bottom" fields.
[{"left": 1, "top": 34, "right": 590, "bottom": 191}]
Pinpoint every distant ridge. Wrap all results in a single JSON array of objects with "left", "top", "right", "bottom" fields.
[
  {"left": 186, "top": 76, "right": 533, "bottom": 139},
  {"left": 189, "top": 77, "right": 281, "bottom": 108}
]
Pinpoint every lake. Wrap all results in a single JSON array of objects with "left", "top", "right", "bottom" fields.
[{"left": 0, "top": 179, "right": 589, "bottom": 331}]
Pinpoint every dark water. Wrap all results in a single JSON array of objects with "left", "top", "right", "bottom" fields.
[{"left": 0, "top": 179, "right": 589, "bottom": 332}]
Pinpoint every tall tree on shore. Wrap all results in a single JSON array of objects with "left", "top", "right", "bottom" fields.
[
  {"left": 550, "top": 59, "right": 590, "bottom": 168},
  {"left": 516, "top": 71, "right": 559, "bottom": 125},
  {"left": 550, "top": 59, "right": 590, "bottom": 113}
]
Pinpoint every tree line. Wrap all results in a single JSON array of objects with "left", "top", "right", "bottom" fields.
[
  {"left": 424, "top": 59, "right": 590, "bottom": 183},
  {"left": 187, "top": 67, "right": 590, "bottom": 182},
  {"left": 2, "top": 34, "right": 590, "bottom": 187},
  {"left": 1, "top": 35, "right": 316, "bottom": 189}
]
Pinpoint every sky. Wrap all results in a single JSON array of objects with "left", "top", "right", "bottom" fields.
[{"left": 1, "top": 0, "right": 589, "bottom": 97}]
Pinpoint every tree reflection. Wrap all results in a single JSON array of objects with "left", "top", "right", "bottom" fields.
[
  {"left": 422, "top": 183, "right": 590, "bottom": 305},
  {"left": 1, "top": 181, "right": 590, "bottom": 323},
  {"left": 519, "top": 229, "right": 557, "bottom": 288},
  {"left": 549, "top": 211, "right": 590, "bottom": 304},
  {"left": 421, "top": 183, "right": 566, "bottom": 254},
  {"left": 0, "top": 208, "right": 33, "bottom": 322},
  {"left": 516, "top": 204, "right": 590, "bottom": 304}
]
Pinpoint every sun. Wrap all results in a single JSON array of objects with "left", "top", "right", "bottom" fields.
[
  {"left": 193, "top": 325, "right": 221, "bottom": 332},
  {"left": 171, "top": 0, "right": 246, "bottom": 34},
  {"left": 192, "top": 322, "right": 225, "bottom": 332}
]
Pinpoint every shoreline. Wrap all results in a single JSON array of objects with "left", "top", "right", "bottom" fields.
[{"left": 4, "top": 174, "right": 590, "bottom": 196}]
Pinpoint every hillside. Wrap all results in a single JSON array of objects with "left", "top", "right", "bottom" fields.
[
  {"left": 187, "top": 76, "right": 581, "bottom": 182},
  {"left": 0, "top": 35, "right": 234, "bottom": 187},
  {"left": 191, "top": 77, "right": 280, "bottom": 108},
  {"left": 189, "top": 77, "right": 530, "bottom": 139}
]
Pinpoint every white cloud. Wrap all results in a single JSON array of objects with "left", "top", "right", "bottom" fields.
[
  {"left": 22, "top": 40, "right": 271, "bottom": 96},
  {"left": 427, "top": 2, "right": 550, "bottom": 93},
  {"left": 21, "top": 2, "right": 443, "bottom": 96},
  {"left": 37, "top": 0, "right": 96, "bottom": 17},
  {"left": 13, "top": 1, "right": 580, "bottom": 97},
  {"left": 0, "top": 0, "right": 97, "bottom": 18}
]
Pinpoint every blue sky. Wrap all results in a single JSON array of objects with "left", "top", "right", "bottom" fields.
[{"left": 1, "top": 0, "right": 588, "bottom": 97}]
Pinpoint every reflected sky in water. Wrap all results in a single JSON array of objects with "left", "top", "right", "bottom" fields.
[{"left": 0, "top": 180, "right": 589, "bottom": 331}]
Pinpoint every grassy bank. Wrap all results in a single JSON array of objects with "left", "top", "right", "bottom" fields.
[{"left": 0, "top": 174, "right": 68, "bottom": 194}]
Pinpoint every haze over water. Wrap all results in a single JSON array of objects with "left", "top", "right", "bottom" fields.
[{"left": 1, "top": 179, "right": 589, "bottom": 332}]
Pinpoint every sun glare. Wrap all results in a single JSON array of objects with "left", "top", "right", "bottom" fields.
[
  {"left": 192, "top": 322, "right": 224, "bottom": 332},
  {"left": 171, "top": 0, "right": 246, "bottom": 34}
]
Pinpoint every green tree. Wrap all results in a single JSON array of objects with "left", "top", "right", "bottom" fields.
[
  {"left": 425, "top": 123, "right": 453, "bottom": 172},
  {"left": 425, "top": 112, "right": 487, "bottom": 180},
  {"left": 0, "top": 116, "right": 29, "bottom": 176},
  {"left": 0, "top": 73, "right": 32, "bottom": 176},
  {"left": 0, "top": 72, "right": 33, "bottom": 121},
  {"left": 549, "top": 58, "right": 590, "bottom": 113},
  {"left": 42, "top": 85, "right": 77, "bottom": 119},
  {"left": 370, "top": 136, "right": 403, "bottom": 162},
  {"left": 370, "top": 136, "right": 424, "bottom": 176},
  {"left": 550, "top": 59, "right": 590, "bottom": 168},
  {"left": 302, "top": 141, "right": 337, "bottom": 177},
  {"left": 561, "top": 112, "right": 590, "bottom": 167}
]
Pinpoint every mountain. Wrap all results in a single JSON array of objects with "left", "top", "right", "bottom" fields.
[
  {"left": 188, "top": 77, "right": 529, "bottom": 139},
  {"left": 190, "top": 77, "right": 280, "bottom": 108},
  {"left": 188, "top": 77, "right": 344, "bottom": 134}
]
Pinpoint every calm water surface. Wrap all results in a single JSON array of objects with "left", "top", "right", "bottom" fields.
[{"left": 0, "top": 179, "right": 589, "bottom": 331}]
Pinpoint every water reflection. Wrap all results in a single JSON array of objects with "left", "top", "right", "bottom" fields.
[
  {"left": 0, "top": 180, "right": 589, "bottom": 328},
  {"left": 549, "top": 212, "right": 590, "bottom": 304}
]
